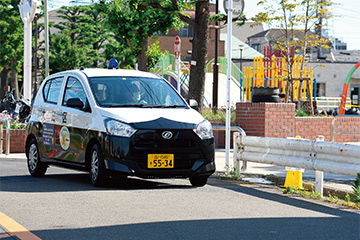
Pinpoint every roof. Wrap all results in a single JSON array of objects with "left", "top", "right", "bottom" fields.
[
  {"left": 248, "top": 29, "right": 328, "bottom": 42},
  {"left": 49, "top": 68, "right": 162, "bottom": 79},
  {"left": 220, "top": 33, "right": 263, "bottom": 60},
  {"left": 221, "top": 22, "right": 264, "bottom": 43}
]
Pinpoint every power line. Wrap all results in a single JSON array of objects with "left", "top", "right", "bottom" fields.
[{"left": 336, "top": 6, "right": 360, "bottom": 15}]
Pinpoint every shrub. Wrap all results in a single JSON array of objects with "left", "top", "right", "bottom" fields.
[
  {"left": 0, "top": 112, "right": 27, "bottom": 129},
  {"left": 201, "top": 108, "right": 236, "bottom": 124}
]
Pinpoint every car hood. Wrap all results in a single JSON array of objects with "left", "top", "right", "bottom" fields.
[{"left": 98, "top": 107, "right": 205, "bottom": 129}]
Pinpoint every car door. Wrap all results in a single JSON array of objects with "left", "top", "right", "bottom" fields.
[
  {"left": 55, "top": 75, "right": 93, "bottom": 164},
  {"left": 37, "top": 76, "right": 65, "bottom": 160}
]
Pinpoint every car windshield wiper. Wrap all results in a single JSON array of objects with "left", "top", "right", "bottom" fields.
[
  {"left": 162, "top": 104, "right": 186, "bottom": 108},
  {"left": 107, "top": 104, "right": 186, "bottom": 108},
  {"left": 108, "top": 104, "right": 163, "bottom": 108},
  {"left": 108, "top": 104, "right": 145, "bottom": 108}
]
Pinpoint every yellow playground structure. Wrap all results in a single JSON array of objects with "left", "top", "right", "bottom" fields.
[
  {"left": 152, "top": 53, "right": 353, "bottom": 110},
  {"left": 242, "top": 55, "right": 315, "bottom": 103}
]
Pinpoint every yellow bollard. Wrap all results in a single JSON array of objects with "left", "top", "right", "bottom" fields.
[
  {"left": 284, "top": 170, "right": 303, "bottom": 189},
  {"left": 284, "top": 136, "right": 304, "bottom": 189}
]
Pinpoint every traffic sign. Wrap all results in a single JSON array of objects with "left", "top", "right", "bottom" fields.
[
  {"left": 224, "top": 0, "right": 244, "bottom": 18},
  {"left": 175, "top": 36, "right": 180, "bottom": 45},
  {"left": 174, "top": 36, "right": 181, "bottom": 59}
]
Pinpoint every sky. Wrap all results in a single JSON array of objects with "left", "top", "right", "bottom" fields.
[
  {"left": 238, "top": 0, "right": 360, "bottom": 51},
  {"left": 49, "top": 0, "right": 360, "bottom": 51}
]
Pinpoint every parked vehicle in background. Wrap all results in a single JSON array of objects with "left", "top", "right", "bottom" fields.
[{"left": 0, "top": 89, "right": 31, "bottom": 122}]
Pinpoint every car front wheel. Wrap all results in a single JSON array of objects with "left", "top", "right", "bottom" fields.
[{"left": 27, "top": 138, "right": 47, "bottom": 177}]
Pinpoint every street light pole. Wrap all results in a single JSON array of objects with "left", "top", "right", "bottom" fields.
[
  {"left": 239, "top": 45, "right": 244, "bottom": 72},
  {"left": 212, "top": 0, "right": 219, "bottom": 110},
  {"left": 239, "top": 45, "right": 244, "bottom": 101},
  {"left": 45, "top": 0, "right": 49, "bottom": 77}
]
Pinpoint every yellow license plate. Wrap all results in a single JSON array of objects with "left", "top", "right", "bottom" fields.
[{"left": 148, "top": 154, "right": 174, "bottom": 168}]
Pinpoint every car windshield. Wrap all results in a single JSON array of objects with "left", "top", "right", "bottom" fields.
[{"left": 88, "top": 76, "right": 187, "bottom": 108}]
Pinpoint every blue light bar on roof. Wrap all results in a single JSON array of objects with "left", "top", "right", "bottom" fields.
[{"left": 108, "top": 58, "right": 118, "bottom": 69}]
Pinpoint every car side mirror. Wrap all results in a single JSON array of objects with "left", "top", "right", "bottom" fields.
[
  {"left": 66, "top": 98, "right": 84, "bottom": 109},
  {"left": 188, "top": 99, "right": 198, "bottom": 109}
]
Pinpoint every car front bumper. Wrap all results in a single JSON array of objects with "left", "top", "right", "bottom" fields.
[{"left": 101, "top": 129, "right": 215, "bottom": 178}]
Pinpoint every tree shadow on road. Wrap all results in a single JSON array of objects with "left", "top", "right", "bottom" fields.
[
  {"left": 32, "top": 216, "right": 360, "bottom": 240},
  {"left": 0, "top": 173, "right": 193, "bottom": 193}
]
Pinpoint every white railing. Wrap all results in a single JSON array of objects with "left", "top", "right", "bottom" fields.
[
  {"left": 0, "top": 119, "right": 10, "bottom": 155},
  {"left": 233, "top": 133, "right": 360, "bottom": 195},
  {"left": 316, "top": 97, "right": 352, "bottom": 111}
]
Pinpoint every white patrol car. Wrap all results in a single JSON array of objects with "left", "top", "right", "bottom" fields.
[{"left": 26, "top": 64, "right": 215, "bottom": 187}]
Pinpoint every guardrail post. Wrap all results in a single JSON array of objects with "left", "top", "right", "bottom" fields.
[
  {"left": 315, "top": 135, "right": 324, "bottom": 196},
  {"left": 233, "top": 132, "right": 240, "bottom": 175},
  {"left": 233, "top": 131, "right": 247, "bottom": 176},
  {"left": 315, "top": 171, "right": 324, "bottom": 197},
  {"left": 0, "top": 119, "right": 10, "bottom": 155},
  {"left": 0, "top": 123, "right": 3, "bottom": 154},
  {"left": 212, "top": 125, "right": 246, "bottom": 174}
]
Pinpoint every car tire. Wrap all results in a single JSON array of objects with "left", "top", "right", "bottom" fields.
[
  {"left": 252, "top": 95, "right": 280, "bottom": 103},
  {"left": 89, "top": 143, "right": 108, "bottom": 187},
  {"left": 189, "top": 176, "right": 208, "bottom": 187},
  {"left": 26, "top": 138, "right": 47, "bottom": 177},
  {"left": 252, "top": 87, "right": 280, "bottom": 95}
]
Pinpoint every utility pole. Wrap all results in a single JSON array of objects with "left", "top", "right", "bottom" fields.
[
  {"left": 45, "top": 0, "right": 49, "bottom": 77},
  {"left": 315, "top": 0, "right": 324, "bottom": 60},
  {"left": 212, "top": 0, "right": 219, "bottom": 110}
]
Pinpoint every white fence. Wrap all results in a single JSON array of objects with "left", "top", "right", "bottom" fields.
[{"left": 233, "top": 132, "right": 360, "bottom": 194}]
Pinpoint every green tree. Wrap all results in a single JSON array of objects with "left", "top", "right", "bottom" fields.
[
  {"left": 149, "top": 1, "right": 210, "bottom": 108},
  {"left": 252, "top": 0, "right": 332, "bottom": 103},
  {"left": 0, "top": 0, "right": 23, "bottom": 99},
  {"left": 105, "top": 0, "right": 179, "bottom": 71},
  {"left": 149, "top": 1, "right": 245, "bottom": 110},
  {"left": 48, "top": 1, "right": 111, "bottom": 73},
  {"left": 49, "top": 34, "right": 89, "bottom": 73}
]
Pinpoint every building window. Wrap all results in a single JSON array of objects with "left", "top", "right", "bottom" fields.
[
  {"left": 316, "top": 83, "right": 326, "bottom": 97},
  {"left": 251, "top": 44, "right": 260, "bottom": 52},
  {"left": 179, "top": 25, "right": 193, "bottom": 37}
]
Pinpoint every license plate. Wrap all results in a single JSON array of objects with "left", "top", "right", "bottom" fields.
[{"left": 148, "top": 154, "right": 174, "bottom": 168}]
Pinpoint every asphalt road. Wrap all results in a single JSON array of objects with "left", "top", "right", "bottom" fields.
[{"left": 0, "top": 157, "right": 359, "bottom": 240}]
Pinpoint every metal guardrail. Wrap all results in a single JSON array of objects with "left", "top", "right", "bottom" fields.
[
  {"left": 0, "top": 119, "right": 10, "bottom": 155},
  {"left": 212, "top": 125, "right": 246, "bottom": 137},
  {"left": 212, "top": 125, "right": 247, "bottom": 170},
  {"left": 233, "top": 133, "right": 360, "bottom": 195}
]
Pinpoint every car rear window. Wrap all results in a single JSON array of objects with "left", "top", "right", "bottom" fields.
[{"left": 43, "top": 77, "right": 63, "bottom": 104}]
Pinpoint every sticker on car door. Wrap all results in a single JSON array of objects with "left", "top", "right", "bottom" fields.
[
  {"left": 60, "top": 126, "right": 70, "bottom": 150},
  {"left": 42, "top": 123, "right": 55, "bottom": 146}
]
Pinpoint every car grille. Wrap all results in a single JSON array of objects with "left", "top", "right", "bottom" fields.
[
  {"left": 135, "top": 139, "right": 196, "bottom": 149},
  {"left": 130, "top": 129, "right": 202, "bottom": 170}
]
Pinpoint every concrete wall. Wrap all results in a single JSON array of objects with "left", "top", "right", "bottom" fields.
[
  {"left": 235, "top": 102, "right": 360, "bottom": 142},
  {"left": 308, "top": 62, "right": 360, "bottom": 98}
]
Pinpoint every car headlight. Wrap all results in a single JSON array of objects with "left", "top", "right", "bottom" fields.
[
  {"left": 105, "top": 119, "right": 137, "bottom": 137},
  {"left": 194, "top": 120, "right": 213, "bottom": 139}
]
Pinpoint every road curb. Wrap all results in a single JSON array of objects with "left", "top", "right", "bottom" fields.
[
  {"left": 213, "top": 172, "right": 354, "bottom": 200},
  {"left": 264, "top": 175, "right": 355, "bottom": 200}
]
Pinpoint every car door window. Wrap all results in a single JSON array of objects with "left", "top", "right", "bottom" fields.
[
  {"left": 62, "top": 77, "right": 88, "bottom": 110},
  {"left": 43, "top": 77, "right": 63, "bottom": 104}
]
